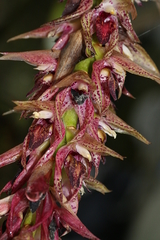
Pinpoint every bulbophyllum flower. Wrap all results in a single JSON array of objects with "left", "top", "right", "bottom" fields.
[{"left": 0, "top": 0, "right": 160, "bottom": 239}]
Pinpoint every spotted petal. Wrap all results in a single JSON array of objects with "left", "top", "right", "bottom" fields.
[
  {"left": 0, "top": 50, "right": 60, "bottom": 72},
  {"left": 111, "top": 0, "right": 137, "bottom": 20},
  {"left": 75, "top": 133, "right": 123, "bottom": 160},
  {"left": 81, "top": 10, "right": 95, "bottom": 56},
  {"left": 102, "top": 109, "right": 150, "bottom": 144},
  {"left": 127, "top": 43, "right": 160, "bottom": 74},
  {"left": 12, "top": 140, "right": 50, "bottom": 193},
  {"left": 109, "top": 51, "right": 160, "bottom": 84},
  {"left": 92, "top": 60, "right": 111, "bottom": 113}
]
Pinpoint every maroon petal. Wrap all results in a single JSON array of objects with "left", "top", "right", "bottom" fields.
[
  {"left": 26, "top": 158, "right": 53, "bottom": 202},
  {"left": 95, "top": 12, "right": 118, "bottom": 45},
  {"left": 23, "top": 192, "right": 54, "bottom": 234},
  {"left": 0, "top": 181, "right": 12, "bottom": 196},
  {"left": 12, "top": 141, "right": 49, "bottom": 193},
  {"left": 0, "top": 143, "right": 22, "bottom": 168},
  {"left": 36, "top": 123, "right": 65, "bottom": 167},
  {"left": 122, "top": 86, "right": 135, "bottom": 98},
  {"left": 54, "top": 145, "right": 72, "bottom": 200},
  {"left": 57, "top": 205, "right": 100, "bottom": 240},
  {"left": 6, "top": 189, "right": 28, "bottom": 238},
  {"left": 52, "top": 33, "right": 69, "bottom": 50}
]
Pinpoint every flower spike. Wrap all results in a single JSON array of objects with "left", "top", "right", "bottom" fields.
[{"left": 0, "top": 0, "right": 160, "bottom": 239}]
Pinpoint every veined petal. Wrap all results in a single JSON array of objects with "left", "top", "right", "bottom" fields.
[
  {"left": 72, "top": 133, "right": 123, "bottom": 160},
  {"left": 122, "top": 44, "right": 134, "bottom": 61},
  {"left": 104, "top": 0, "right": 139, "bottom": 42},
  {"left": 109, "top": 51, "right": 160, "bottom": 84},
  {"left": 0, "top": 50, "right": 60, "bottom": 72},
  {"left": 103, "top": 109, "right": 150, "bottom": 144}
]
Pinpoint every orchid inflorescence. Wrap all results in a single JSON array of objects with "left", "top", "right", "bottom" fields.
[{"left": 0, "top": 0, "right": 160, "bottom": 239}]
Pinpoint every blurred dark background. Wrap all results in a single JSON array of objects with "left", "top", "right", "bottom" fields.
[{"left": 0, "top": 1, "right": 160, "bottom": 239}]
